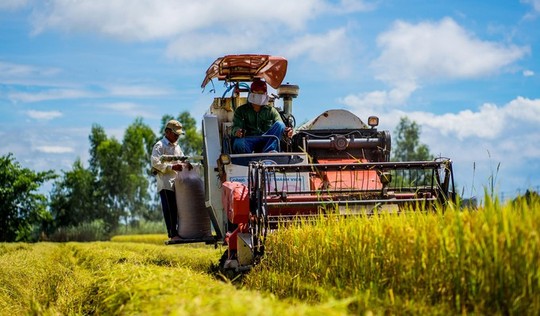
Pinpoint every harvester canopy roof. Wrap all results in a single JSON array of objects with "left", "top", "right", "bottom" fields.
[{"left": 201, "top": 54, "right": 288, "bottom": 90}]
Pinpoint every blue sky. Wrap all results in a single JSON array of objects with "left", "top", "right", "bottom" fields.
[{"left": 1, "top": 0, "right": 539, "bottom": 201}]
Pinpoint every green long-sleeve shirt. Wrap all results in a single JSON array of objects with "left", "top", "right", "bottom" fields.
[{"left": 231, "top": 103, "right": 283, "bottom": 136}]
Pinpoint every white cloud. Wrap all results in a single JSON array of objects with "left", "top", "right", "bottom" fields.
[
  {"left": 0, "top": 0, "right": 28, "bottom": 10},
  {"left": 281, "top": 28, "right": 357, "bottom": 77},
  {"left": 35, "top": 145, "right": 74, "bottom": 154},
  {"left": 374, "top": 18, "right": 529, "bottom": 84},
  {"left": 6, "top": 82, "right": 172, "bottom": 103},
  {"left": 505, "top": 96, "right": 540, "bottom": 122},
  {"left": 321, "top": 0, "right": 376, "bottom": 14},
  {"left": 523, "top": 69, "right": 535, "bottom": 76},
  {"left": 522, "top": 0, "right": 540, "bottom": 12},
  {"left": 99, "top": 102, "right": 159, "bottom": 119},
  {"left": 343, "top": 96, "right": 540, "bottom": 198},
  {"left": 403, "top": 104, "right": 507, "bottom": 140},
  {"left": 420, "top": 97, "right": 540, "bottom": 140},
  {"left": 344, "top": 96, "right": 540, "bottom": 140},
  {"left": 0, "top": 61, "right": 60, "bottom": 79},
  {"left": 30, "top": 0, "right": 327, "bottom": 41},
  {"left": 28, "top": 0, "right": 376, "bottom": 56},
  {"left": 348, "top": 17, "right": 529, "bottom": 108},
  {"left": 166, "top": 32, "right": 262, "bottom": 61},
  {"left": 340, "top": 82, "right": 418, "bottom": 112},
  {"left": 107, "top": 85, "right": 173, "bottom": 97},
  {"left": 24, "top": 0, "right": 373, "bottom": 68},
  {"left": 26, "top": 110, "right": 63, "bottom": 121},
  {"left": 8, "top": 89, "right": 95, "bottom": 103},
  {"left": 166, "top": 26, "right": 359, "bottom": 71}
]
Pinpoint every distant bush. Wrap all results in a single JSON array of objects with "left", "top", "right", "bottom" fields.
[
  {"left": 112, "top": 220, "right": 166, "bottom": 236},
  {"left": 47, "top": 220, "right": 108, "bottom": 242},
  {"left": 512, "top": 189, "right": 540, "bottom": 206},
  {"left": 45, "top": 220, "right": 166, "bottom": 242}
]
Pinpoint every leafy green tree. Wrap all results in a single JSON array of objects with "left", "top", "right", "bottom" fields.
[
  {"left": 50, "top": 119, "right": 158, "bottom": 236},
  {"left": 391, "top": 117, "right": 434, "bottom": 187},
  {"left": 121, "top": 118, "right": 156, "bottom": 222},
  {"left": 94, "top": 136, "right": 126, "bottom": 232},
  {"left": 49, "top": 158, "right": 95, "bottom": 229},
  {"left": 49, "top": 114, "right": 199, "bottom": 237},
  {"left": 0, "top": 153, "right": 56, "bottom": 242},
  {"left": 89, "top": 124, "right": 108, "bottom": 175},
  {"left": 392, "top": 117, "right": 433, "bottom": 162}
]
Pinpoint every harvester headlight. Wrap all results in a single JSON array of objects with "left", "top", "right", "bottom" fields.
[
  {"left": 219, "top": 153, "right": 231, "bottom": 165},
  {"left": 368, "top": 116, "right": 379, "bottom": 128}
]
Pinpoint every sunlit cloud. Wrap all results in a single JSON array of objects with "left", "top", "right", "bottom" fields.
[
  {"left": 0, "top": 0, "right": 29, "bottom": 10},
  {"left": 282, "top": 28, "right": 358, "bottom": 77},
  {"left": 522, "top": 0, "right": 540, "bottom": 13},
  {"left": 166, "top": 32, "right": 261, "bottom": 61},
  {"left": 348, "top": 17, "right": 529, "bottom": 108},
  {"left": 324, "top": 0, "right": 376, "bottom": 13},
  {"left": 7, "top": 83, "right": 173, "bottom": 103},
  {"left": 107, "top": 85, "right": 174, "bottom": 97},
  {"left": 343, "top": 96, "right": 540, "bottom": 140},
  {"left": 8, "top": 89, "right": 96, "bottom": 103},
  {"left": 26, "top": 110, "right": 63, "bottom": 120},
  {"left": 374, "top": 18, "right": 528, "bottom": 84},
  {"left": 0, "top": 61, "right": 60, "bottom": 79},
  {"left": 99, "top": 102, "right": 159, "bottom": 119},
  {"left": 340, "top": 82, "right": 418, "bottom": 111},
  {"left": 30, "top": 0, "right": 331, "bottom": 40},
  {"left": 35, "top": 145, "right": 74, "bottom": 154}
]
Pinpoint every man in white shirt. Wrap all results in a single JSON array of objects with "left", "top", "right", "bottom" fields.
[{"left": 151, "top": 119, "right": 190, "bottom": 241}]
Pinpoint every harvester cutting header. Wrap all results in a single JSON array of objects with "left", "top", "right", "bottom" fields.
[{"left": 182, "top": 54, "right": 454, "bottom": 271}]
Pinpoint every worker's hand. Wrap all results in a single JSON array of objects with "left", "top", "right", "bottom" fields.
[
  {"left": 171, "top": 164, "right": 183, "bottom": 171},
  {"left": 235, "top": 129, "right": 244, "bottom": 138},
  {"left": 284, "top": 127, "right": 293, "bottom": 139}
]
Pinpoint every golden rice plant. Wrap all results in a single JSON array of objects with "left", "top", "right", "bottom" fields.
[
  {"left": 245, "top": 197, "right": 540, "bottom": 315},
  {"left": 0, "top": 243, "right": 95, "bottom": 315},
  {"left": 0, "top": 242, "right": 352, "bottom": 315},
  {"left": 110, "top": 234, "right": 169, "bottom": 245}
]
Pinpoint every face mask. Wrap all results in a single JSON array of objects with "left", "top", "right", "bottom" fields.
[{"left": 248, "top": 92, "right": 269, "bottom": 106}]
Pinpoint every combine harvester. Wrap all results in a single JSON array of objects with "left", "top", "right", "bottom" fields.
[{"left": 189, "top": 54, "right": 454, "bottom": 271}]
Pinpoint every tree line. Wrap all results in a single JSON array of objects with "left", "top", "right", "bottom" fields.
[
  {"left": 1, "top": 112, "right": 202, "bottom": 242},
  {"left": 0, "top": 116, "right": 426, "bottom": 242}
]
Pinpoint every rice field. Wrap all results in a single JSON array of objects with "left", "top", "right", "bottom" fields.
[
  {"left": 245, "top": 198, "right": 540, "bottom": 315},
  {"left": 1, "top": 197, "right": 539, "bottom": 315}
]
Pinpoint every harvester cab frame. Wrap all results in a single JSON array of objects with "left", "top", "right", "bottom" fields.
[{"left": 194, "top": 54, "right": 455, "bottom": 271}]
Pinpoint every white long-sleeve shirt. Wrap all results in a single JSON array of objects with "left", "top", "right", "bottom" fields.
[{"left": 151, "top": 136, "right": 184, "bottom": 192}]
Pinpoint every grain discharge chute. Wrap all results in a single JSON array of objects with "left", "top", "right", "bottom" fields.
[{"left": 195, "top": 54, "right": 455, "bottom": 271}]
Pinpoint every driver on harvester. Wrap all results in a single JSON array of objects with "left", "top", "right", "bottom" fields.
[{"left": 231, "top": 78, "right": 293, "bottom": 153}]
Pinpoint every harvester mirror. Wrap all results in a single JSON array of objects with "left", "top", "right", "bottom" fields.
[{"left": 368, "top": 116, "right": 379, "bottom": 128}]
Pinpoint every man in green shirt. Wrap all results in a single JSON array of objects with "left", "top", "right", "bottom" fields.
[{"left": 231, "top": 79, "right": 293, "bottom": 153}]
